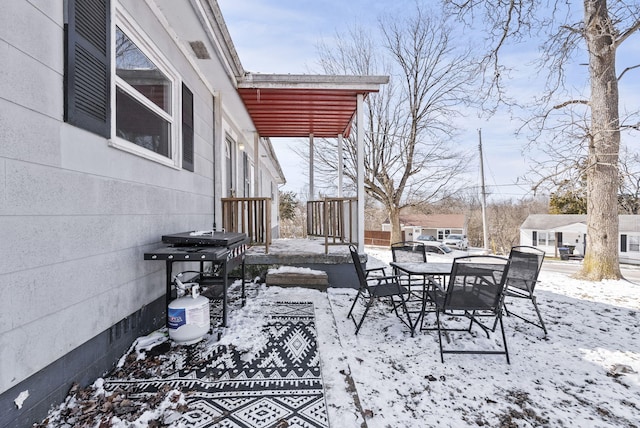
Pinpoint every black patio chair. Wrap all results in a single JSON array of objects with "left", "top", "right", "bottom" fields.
[
  {"left": 423, "top": 255, "right": 511, "bottom": 363},
  {"left": 391, "top": 241, "right": 429, "bottom": 295},
  {"left": 364, "top": 262, "right": 388, "bottom": 278},
  {"left": 500, "top": 245, "right": 547, "bottom": 335},
  {"left": 391, "top": 241, "right": 427, "bottom": 263},
  {"left": 347, "top": 245, "right": 417, "bottom": 336}
]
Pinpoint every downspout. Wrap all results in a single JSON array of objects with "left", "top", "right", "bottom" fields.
[
  {"left": 212, "top": 95, "right": 217, "bottom": 230},
  {"left": 212, "top": 94, "right": 221, "bottom": 230}
]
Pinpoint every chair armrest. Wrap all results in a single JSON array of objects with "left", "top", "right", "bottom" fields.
[
  {"left": 365, "top": 266, "right": 387, "bottom": 278},
  {"left": 367, "top": 275, "right": 406, "bottom": 287}
]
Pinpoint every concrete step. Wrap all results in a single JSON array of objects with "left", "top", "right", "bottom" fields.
[{"left": 265, "top": 269, "right": 329, "bottom": 291}]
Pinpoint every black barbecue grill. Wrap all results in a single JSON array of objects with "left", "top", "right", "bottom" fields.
[
  {"left": 145, "top": 231, "right": 249, "bottom": 329},
  {"left": 161, "top": 231, "right": 247, "bottom": 247}
]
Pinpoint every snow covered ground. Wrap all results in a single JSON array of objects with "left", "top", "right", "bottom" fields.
[
  {"left": 320, "top": 246, "right": 640, "bottom": 427},
  {"left": 38, "top": 245, "right": 640, "bottom": 427}
]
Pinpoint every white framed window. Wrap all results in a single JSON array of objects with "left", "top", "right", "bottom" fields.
[
  {"left": 548, "top": 232, "right": 556, "bottom": 247},
  {"left": 536, "top": 231, "right": 556, "bottom": 247},
  {"left": 629, "top": 236, "right": 640, "bottom": 252},
  {"left": 437, "top": 229, "right": 451, "bottom": 240},
  {"left": 109, "top": 7, "right": 181, "bottom": 168}
]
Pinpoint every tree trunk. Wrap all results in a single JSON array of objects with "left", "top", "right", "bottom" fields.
[
  {"left": 578, "top": 0, "right": 622, "bottom": 280},
  {"left": 388, "top": 206, "right": 403, "bottom": 245}
]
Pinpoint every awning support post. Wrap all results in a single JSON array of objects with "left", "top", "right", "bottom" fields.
[
  {"left": 309, "top": 133, "right": 314, "bottom": 200},
  {"left": 253, "top": 132, "right": 259, "bottom": 197},
  {"left": 356, "top": 94, "right": 364, "bottom": 252},
  {"left": 338, "top": 133, "right": 343, "bottom": 197}
]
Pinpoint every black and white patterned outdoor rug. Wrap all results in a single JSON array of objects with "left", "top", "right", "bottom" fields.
[{"left": 105, "top": 301, "right": 329, "bottom": 428}]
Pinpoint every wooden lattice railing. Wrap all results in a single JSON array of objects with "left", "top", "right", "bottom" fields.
[
  {"left": 307, "top": 197, "right": 358, "bottom": 253},
  {"left": 221, "top": 197, "right": 271, "bottom": 253}
]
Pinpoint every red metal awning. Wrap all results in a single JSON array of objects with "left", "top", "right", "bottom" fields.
[{"left": 237, "top": 74, "right": 388, "bottom": 138}]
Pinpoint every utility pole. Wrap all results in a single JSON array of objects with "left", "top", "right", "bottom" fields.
[{"left": 479, "top": 129, "right": 489, "bottom": 251}]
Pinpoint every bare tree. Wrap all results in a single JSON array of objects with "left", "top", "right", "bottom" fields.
[
  {"left": 444, "top": 0, "right": 640, "bottom": 280},
  {"left": 306, "top": 5, "right": 478, "bottom": 244},
  {"left": 279, "top": 190, "right": 307, "bottom": 239}
]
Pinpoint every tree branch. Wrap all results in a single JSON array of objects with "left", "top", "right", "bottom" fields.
[
  {"left": 559, "top": 24, "right": 583, "bottom": 35},
  {"left": 553, "top": 99, "right": 589, "bottom": 110},
  {"left": 618, "top": 63, "right": 640, "bottom": 81},
  {"left": 615, "top": 18, "right": 640, "bottom": 47},
  {"left": 620, "top": 122, "right": 640, "bottom": 131}
]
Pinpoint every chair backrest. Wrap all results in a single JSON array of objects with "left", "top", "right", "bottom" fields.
[
  {"left": 507, "top": 246, "right": 545, "bottom": 292},
  {"left": 349, "top": 244, "right": 369, "bottom": 289},
  {"left": 444, "top": 255, "right": 510, "bottom": 311},
  {"left": 391, "top": 241, "right": 427, "bottom": 263}
]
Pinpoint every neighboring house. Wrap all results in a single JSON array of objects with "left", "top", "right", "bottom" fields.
[
  {"left": 520, "top": 214, "right": 587, "bottom": 256},
  {"left": 519, "top": 214, "right": 640, "bottom": 264},
  {"left": 382, "top": 214, "right": 467, "bottom": 241},
  {"left": 0, "top": 1, "right": 294, "bottom": 426}
]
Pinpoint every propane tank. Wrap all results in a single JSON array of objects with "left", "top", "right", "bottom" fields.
[{"left": 168, "top": 275, "right": 210, "bottom": 345}]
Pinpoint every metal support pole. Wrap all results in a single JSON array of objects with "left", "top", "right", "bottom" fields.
[
  {"left": 253, "top": 132, "right": 259, "bottom": 197},
  {"left": 309, "top": 133, "right": 314, "bottom": 200},
  {"left": 338, "top": 133, "right": 343, "bottom": 197},
  {"left": 357, "top": 94, "right": 364, "bottom": 252}
]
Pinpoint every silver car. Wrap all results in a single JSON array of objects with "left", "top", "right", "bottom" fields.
[
  {"left": 416, "top": 234, "right": 437, "bottom": 242},
  {"left": 443, "top": 234, "right": 469, "bottom": 250},
  {"left": 421, "top": 241, "right": 468, "bottom": 260}
]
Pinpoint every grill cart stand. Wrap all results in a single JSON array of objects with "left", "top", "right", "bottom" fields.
[{"left": 144, "top": 232, "right": 249, "bottom": 328}]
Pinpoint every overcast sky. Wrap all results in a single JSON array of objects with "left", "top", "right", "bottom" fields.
[{"left": 216, "top": 1, "right": 639, "bottom": 202}]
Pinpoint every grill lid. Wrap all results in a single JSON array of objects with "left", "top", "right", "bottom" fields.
[{"left": 161, "top": 231, "right": 247, "bottom": 246}]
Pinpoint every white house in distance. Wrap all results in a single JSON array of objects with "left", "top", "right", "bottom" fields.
[
  {"left": 0, "top": 1, "right": 386, "bottom": 426},
  {"left": 382, "top": 213, "right": 467, "bottom": 241},
  {"left": 520, "top": 214, "right": 640, "bottom": 264}
]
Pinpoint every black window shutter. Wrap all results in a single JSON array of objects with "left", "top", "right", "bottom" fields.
[
  {"left": 182, "top": 83, "right": 194, "bottom": 171},
  {"left": 532, "top": 231, "right": 537, "bottom": 245},
  {"left": 621, "top": 234, "right": 627, "bottom": 252},
  {"left": 65, "top": 0, "right": 111, "bottom": 138}
]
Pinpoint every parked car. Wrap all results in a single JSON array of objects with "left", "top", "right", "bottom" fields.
[
  {"left": 423, "top": 241, "right": 454, "bottom": 255},
  {"left": 416, "top": 234, "right": 437, "bottom": 242},
  {"left": 422, "top": 241, "right": 467, "bottom": 260},
  {"left": 443, "top": 234, "right": 469, "bottom": 250}
]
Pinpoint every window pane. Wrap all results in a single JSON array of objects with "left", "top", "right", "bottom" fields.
[
  {"left": 116, "top": 87, "right": 170, "bottom": 157},
  {"left": 630, "top": 236, "right": 640, "bottom": 252},
  {"left": 538, "top": 232, "right": 546, "bottom": 246},
  {"left": 116, "top": 27, "right": 171, "bottom": 113}
]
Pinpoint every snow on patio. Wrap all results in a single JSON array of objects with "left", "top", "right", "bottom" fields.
[{"left": 36, "top": 245, "right": 640, "bottom": 427}]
